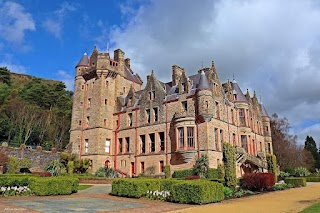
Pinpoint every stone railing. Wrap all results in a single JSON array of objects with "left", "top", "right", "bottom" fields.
[{"left": 236, "top": 147, "right": 267, "bottom": 169}]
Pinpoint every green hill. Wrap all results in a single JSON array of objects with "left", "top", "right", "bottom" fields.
[{"left": 0, "top": 67, "right": 73, "bottom": 151}]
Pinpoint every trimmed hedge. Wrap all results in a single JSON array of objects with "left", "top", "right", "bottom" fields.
[
  {"left": 171, "top": 180, "right": 224, "bottom": 204},
  {"left": 28, "top": 177, "right": 79, "bottom": 196},
  {"left": 172, "top": 169, "right": 193, "bottom": 178},
  {"left": 285, "top": 177, "right": 306, "bottom": 187},
  {"left": 306, "top": 177, "right": 320, "bottom": 182},
  {"left": 0, "top": 175, "right": 79, "bottom": 196},
  {"left": 207, "top": 168, "right": 219, "bottom": 179},
  {"left": 223, "top": 143, "right": 237, "bottom": 189},
  {"left": 241, "top": 173, "right": 275, "bottom": 191},
  {"left": 111, "top": 178, "right": 161, "bottom": 198}
]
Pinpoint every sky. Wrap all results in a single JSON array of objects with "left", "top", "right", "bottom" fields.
[{"left": 0, "top": 0, "right": 320, "bottom": 145}]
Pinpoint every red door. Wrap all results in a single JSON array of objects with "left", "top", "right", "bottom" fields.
[{"left": 131, "top": 162, "right": 135, "bottom": 176}]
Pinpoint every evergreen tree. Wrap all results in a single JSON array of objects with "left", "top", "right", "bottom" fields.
[{"left": 304, "top": 135, "right": 320, "bottom": 169}]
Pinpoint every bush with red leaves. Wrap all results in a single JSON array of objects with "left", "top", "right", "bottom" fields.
[
  {"left": 241, "top": 173, "right": 275, "bottom": 191},
  {"left": 185, "top": 175, "right": 200, "bottom": 180},
  {"left": 32, "top": 172, "right": 52, "bottom": 177}
]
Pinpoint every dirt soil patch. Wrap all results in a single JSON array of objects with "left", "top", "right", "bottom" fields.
[{"left": 169, "top": 183, "right": 320, "bottom": 213}]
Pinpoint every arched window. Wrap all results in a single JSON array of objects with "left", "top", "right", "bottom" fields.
[{"left": 105, "top": 160, "right": 110, "bottom": 168}]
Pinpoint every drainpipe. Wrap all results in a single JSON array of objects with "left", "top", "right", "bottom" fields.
[
  {"left": 135, "top": 109, "right": 139, "bottom": 175},
  {"left": 165, "top": 101, "right": 169, "bottom": 165},
  {"left": 79, "top": 81, "right": 87, "bottom": 160},
  {"left": 114, "top": 113, "right": 120, "bottom": 169}
]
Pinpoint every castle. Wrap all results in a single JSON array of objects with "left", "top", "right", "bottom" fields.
[{"left": 68, "top": 47, "right": 273, "bottom": 177}]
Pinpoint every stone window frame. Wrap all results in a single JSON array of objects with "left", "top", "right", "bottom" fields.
[
  {"left": 187, "top": 127, "right": 195, "bottom": 148},
  {"left": 141, "top": 162, "right": 145, "bottom": 174},
  {"left": 146, "top": 109, "right": 151, "bottom": 124},
  {"left": 119, "top": 138, "right": 123, "bottom": 154},
  {"left": 241, "top": 135, "right": 247, "bottom": 150},
  {"left": 140, "top": 135, "right": 146, "bottom": 154},
  {"left": 176, "top": 125, "right": 196, "bottom": 150},
  {"left": 159, "top": 132, "right": 165, "bottom": 152},
  {"left": 128, "top": 113, "right": 133, "bottom": 127},
  {"left": 159, "top": 161, "right": 164, "bottom": 173},
  {"left": 215, "top": 102, "right": 220, "bottom": 119},
  {"left": 125, "top": 137, "right": 130, "bottom": 153},
  {"left": 87, "top": 98, "right": 91, "bottom": 108},
  {"left": 232, "top": 133, "right": 236, "bottom": 147},
  {"left": 153, "top": 107, "right": 159, "bottom": 122},
  {"left": 149, "top": 133, "right": 155, "bottom": 153},
  {"left": 214, "top": 128, "right": 219, "bottom": 151},
  {"left": 181, "top": 101, "right": 188, "bottom": 112},
  {"left": 239, "top": 109, "right": 246, "bottom": 126},
  {"left": 105, "top": 139, "right": 110, "bottom": 153},
  {"left": 85, "top": 139, "right": 89, "bottom": 153}
]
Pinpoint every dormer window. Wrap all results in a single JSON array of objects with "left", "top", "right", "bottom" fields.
[{"left": 153, "top": 108, "right": 158, "bottom": 122}]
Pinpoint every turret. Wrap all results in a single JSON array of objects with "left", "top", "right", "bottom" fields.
[
  {"left": 75, "top": 53, "right": 89, "bottom": 76},
  {"left": 197, "top": 71, "right": 213, "bottom": 122},
  {"left": 172, "top": 65, "right": 184, "bottom": 86}
]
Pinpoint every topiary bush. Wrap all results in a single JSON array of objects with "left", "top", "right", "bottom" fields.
[
  {"left": 217, "top": 164, "right": 225, "bottom": 179},
  {"left": 172, "top": 169, "right": 193, "bottom": 178},
  {"left": 164, "top": 165, "right": 171, "bottom": 179},
  {"left": 241, "top": 173, "right": 275, "bottom": 191},
  {"left": 223, "top": 143, "right": 237, "bottom": 189},
  {"left": 170, "top": 180, "right": 224, "bottom": 204},
  {"left": 193, "top": 155, "right": 209, "bottom": 178},
  {"left": 111, "top": 178, "right": 161, "bottom": 198},
  {"left": 267, "top": 154, "right": 277, "bottom": 181},
  {"left": 285, "top": 177, "right": 306, "bottom": 187},
  {"left": 207, "top": 168, "right": 218, "bottom": 179},
  {"left": 95, "top": 167, "right": 119, "bottom": 178}
]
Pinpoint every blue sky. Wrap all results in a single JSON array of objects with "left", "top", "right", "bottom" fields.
[{"left": 1, "top": 0, "right": 320, "bottom": 145}]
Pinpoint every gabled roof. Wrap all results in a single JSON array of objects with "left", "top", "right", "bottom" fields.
[
  {"left": 76, "top": 53, "right": 89, "bottom": 67},
  {"left": 124, "top": 66, "right": 142, "bottom": 84}
]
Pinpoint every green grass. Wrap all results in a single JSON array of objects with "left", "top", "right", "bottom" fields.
[
  {"left": 78, "top": 185, "right": 93, "bottom": 191},
  {"left": 300, "top": 202, "right": 320, "bottom": 213}
]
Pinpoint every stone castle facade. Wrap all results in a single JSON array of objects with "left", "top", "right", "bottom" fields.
[{"left": 68, "top": 47, "right": 273, "bottom": 177}]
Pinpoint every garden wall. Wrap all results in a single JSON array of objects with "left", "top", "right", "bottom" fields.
[{"left": 0, "top": 146, "right": 60, "bottom": 170}]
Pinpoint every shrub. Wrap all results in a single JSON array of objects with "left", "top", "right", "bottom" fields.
[
  {"left": 19, "top": 158, "right": 31, "bottom": 169},
  {"left": 170, "top": 180, "right": 224, "bottom": 204},
  {"left": 146, "top": 190, "right": 170, "bottom": 201},
  {"left": 111, "top": 178, "right": 161, "bottom": 198},
  {"left": 278, "top": 171, "right": 290, "bottom": 180},
  {"left": 185, "top": 175, "right": 200, "bottom": 180},
  {"left": 193, "top": 155, "right": 209, "bottom": 178},
  {"left": 273, "top": 183, "right": 293, "bottom": 191},
  {"left": 164, "top": 165, "right": 171, "bottom": 179},
  {"left": 223, "top": 143, "right": 237, "bottom": 189},
  {"left": 95, "top": 167, "right": 119, "bottom": 178},
  {"left": 210, "top": 178, "right": 225, "bottom": 184},
  {"left": 306, "top": 177, "right": 320, "bottom": 182},
  {"left": 7, "top": 156, "right": 19, "bottom": 174},
  {"left": 160, "top": 179, "right": 181, "bottom": 192},
  {"left": 223, "top": 187, "right": 234, "bottom": 198},
  {"left": 0, "top": 176, "right": 30, "bottom": 187},
  {"left": 241, "top": 173, "right": 275, "bottom": 191},
  {"left": 29, "top": 177, "right": 79, "bottom": 196},
  {"left": 207, "top": 168, "right": 218, "bottom": 179},
  {"left": 67, "top": 161, "right": 74, "bottom": 175},
  {"left": 32, "top": 172, "right": 52, "bottom": 177},
  {"left": 217, "top": 164, "right": 225, "bottom": 179},
  {"left": 313, "top": 169, "right": 320, "bottom": 176},
  {"left": 293, "top": 167, "right": 310, "bottom": 177},
  {"left": 233, "top": 189, "right": 254, "bottom": 198},
  {"left": 45, "top": 160, "right": 62, "bottom": 176},
  {"left": 285, "top": 177, "right": 306, "bottom": 187},
  {"left": 172, "top": 169, "right": 193, "bottom": 178},
  {"left": 267, "top": 154, "right": 277, "bottom": 181}
]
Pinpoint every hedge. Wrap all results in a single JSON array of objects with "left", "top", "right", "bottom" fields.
[
  {"left": 306, "top": 177, "right": 320, "bottom": 182},
  {"left": 0, "top": 175, "right": 79, "bottom": 196},
  {"left": 170, "top": 180, "right": 224, "bottom": 204},
  {"left": 111, "top": 178, "right": 161, "bottom": 198},
  {"left": 223, "top": 143, "right": 237, "bottom": 189},
  {"left": 172, "top": 169, "right": 193, "bottom": 178},
  {"left": 285, "top": 177, "right": 306, "bottom": 187},
  {"left": 267, "top": 154, "right": 277, "bottom": 181},
  {"left": 28, "top": 177, "right": 79, "bottom": 196},
  {"left": 241, "top": 173, "right": 275, "bottom": 191}
]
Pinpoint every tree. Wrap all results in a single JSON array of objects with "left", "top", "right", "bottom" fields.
[
  {"left": 304, "top": 136, "right": 320, "bottom": 169},
  {"left": 193, "top": 154, "right": 209, "bottom": 178},
  {"left": 0, "top": 67, "right": 11, "bottom": 86},
  {"left": 271, "top": 113, "right": 311, "bottom": 171}
]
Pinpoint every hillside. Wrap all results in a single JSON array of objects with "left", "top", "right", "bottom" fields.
[{"left": 0, "top": 67, "right": 73, "bottom": 151}]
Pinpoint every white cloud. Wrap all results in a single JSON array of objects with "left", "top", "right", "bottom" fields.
[
  {"left": 43, "top": 2, "right": 77, "bottom": 39},
  {"left": 0, "top": 62, "right": 27, "bottom": 74},
  {"left": 0, "top": 1, "right": 35, "bottom": 44},
  {"left": 105, "top": 0, "right": 320, "bottom": 144},
  {"left": 297, "top": 124, "right": 320, "bottom": 145},
  {"left": 57, "top": 70, "right": 74, "bottom": 91}
]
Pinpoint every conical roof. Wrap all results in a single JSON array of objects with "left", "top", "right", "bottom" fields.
[
  {"left": 260, "top": 104, "right": 269, "bottom": 117},
  {"left": 76, "top": 53, "right": 89, "bottom": 67},
  {"left": 231, "top": 81, "right": 247, "bottom": 102},
  {"left": 197, "top": 71, "right": 210, "bottom": 90}
]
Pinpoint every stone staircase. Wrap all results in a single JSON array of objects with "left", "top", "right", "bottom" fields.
[
  {"left": 114, "top": 168, "right": 128, "bottom": 178},
  {"left": 236, "top": 147, "right": 267, "bottom": 169}
]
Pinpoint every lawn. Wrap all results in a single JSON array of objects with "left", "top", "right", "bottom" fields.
[
  {"left": 300, "top": 202, "right": 320, "bottom": 213},
  {"left": 78, "top": 185, "right": 93, "bottom": 191}
]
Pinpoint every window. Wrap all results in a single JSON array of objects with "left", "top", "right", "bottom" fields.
[
  {"left": 81, "top": 84, "right": 84, "bottom": 90},
  {"left": 182, "top": 101, "right": 188, "bottom": 112},
  {"left": 85, "top": 139, "right": 88, "bottom": 153},
  {"left": 265, "top": 126, "right": 269, "bottom": 132},
  {"left": 140, "top": 135, "right": 146, "bottom": 153},
  {"left": 260, "top": 142, "right": 263, "bottom": 152},
  {"left": 105, "top": 139, "right": 110, "bottom": 153},
  {"left": 123, "top": 87, "right": 126, "bottom": 93},
  {"left": 267, "top": 143, "right": 271, "bottom": 154},
  {"left": 105, "top": 99, "right": 107, "bottom": 105},
  {"left": 79, "top": 120, "right": 82, "bottom": 127},
  {"left": 231, "top": 109, "right": 235, "bottom": 124},
  {"left": 146, "top": 109, "right": 151, "bottom": 123},
  {"left": 141, "top": 162, "right": 145, "bottom": 173},
  {"left": 234, "top": 94, "right": 237, "bottom": 100},
  {"left": 239, "top": 109, "right": 245, "bottom": 126},
  {"left": 178, "top": 127, "right": 184, "bottom": 148},
  {"left": 232, "top": 133, "right": 236, "bottom": 146},
  {"left": 104, "top": 119, "right": 107, "bottom": 126},
  {"left": 128, "top": 113, "right": 133, "bottom": 126},
  {"left": 88, "top": 98, "right": 91, "bottom": 108},
  {"left": 182, "top": 83, "right": 186, "bottom": 92},
  {"left": 215, "top": 102, "right": 220, "bottom": 119},
  {"left": 153, "top": 108, "right": 158, "bottom": 122},
  {"left": 187, "top": 127, "right": 194, "bottom": 148},
  {"left": 119, "top": 138, "right": 123, "bottom": 153},
  {"left": 160, "top": 161, "right": 164, "bottom": 173},
  {"left": 128, "top": 97, "right": 132, "bottom": 106},
  {"left": 126, "top": 137, "right": 130, "bottom": 153},
  {"left": 105, "top": 80, "right": 109, "bottom": 88},
  {"left": 86, "top": 117, "right": 90, "bottom": 128},
  {"left": 150, "top": 133, "right": 155, "bottom": 152},
  {"left": 149, "top": 91, "right": 155, "bottom": 100},
  {"left": 241, "top": 135, "right": 247, "bottom": 149},
  {"left": 220, "top": 129, "right": 223, "bottom": 145},
  {"left": 214, "top": 128, "right": 219, "bottom": 150},
  {"left": 159, "top": 132, "right": 165, "bottom": 151}
]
